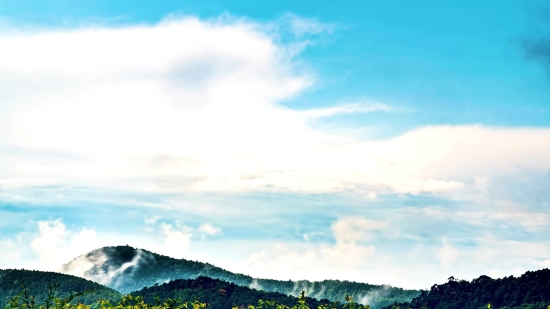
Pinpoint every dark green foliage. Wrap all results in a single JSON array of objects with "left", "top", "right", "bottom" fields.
[
  {"left": 4, "top": 285, "right": 209, "bottom": 309},
  {"left": 0, "top": 269, "right": 121, "bottom": 308},
  {"left": 383, "top": 269, "right": 550, "bottom": 309},
  {"left": 248, "top": 278, "right": 419, "bottom": 308},
  {"left": 131, "top": 276, "right": 340, "bottom": 309}
]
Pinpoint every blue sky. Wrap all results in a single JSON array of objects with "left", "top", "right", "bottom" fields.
[{"left": 0, "top": 0, "right": 550, "bottom": 290}]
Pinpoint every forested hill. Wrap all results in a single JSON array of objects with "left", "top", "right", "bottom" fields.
[
  {"left": 383, "top": 269, "right": 550, "bottom": 309},
  {"left": 61, "top": 245, "right": 419, "bottom": 308},
  {"left": 131, "top": 276, "right": 344, "bottom": 309},
  {"left": 61, "top": 245, "right": 250, "bottom": 294},
  {"left": 0, "top": 269, "right": 121, "bottom": 308},
  {"left": 249, "top": 278, "right": 418, "bottom": 309}
]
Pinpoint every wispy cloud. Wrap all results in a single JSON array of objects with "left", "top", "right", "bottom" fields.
[
  {"left": 280, "top": 13, "right": 335, "bottom": 38},
  {"left": 297, "top": 102, "right": 394, "bottom": 119},
  {"left": 230, "top": 215, "right": 550, "bottom": 289},
  {"left": 198, "top": 223, "right": 223, "bottom": 239},
  {"left": 1, "top": 16, "right": 549, "bottom": 202},
  {"left": 436, "top": 238, "right": 458, "bottom": 268}
]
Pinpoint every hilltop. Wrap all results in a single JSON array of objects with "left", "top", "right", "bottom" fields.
[{"left": 61, "top": 245, "right": 419, "bottom": 308}]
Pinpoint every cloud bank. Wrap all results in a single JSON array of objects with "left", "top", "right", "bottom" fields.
[{"left": 0, "top": 15, "right": 549, "bottom": 202}]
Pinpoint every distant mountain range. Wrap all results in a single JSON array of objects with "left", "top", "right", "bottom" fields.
[
  {"left": 60, "top": 245, "right": 420, "bottom": 308},
  {"left": 1, "top": 247, "right": 550, "bottom": 309},
  {"left": 0, "top": 271, "right": 356, "bottom": 309}
]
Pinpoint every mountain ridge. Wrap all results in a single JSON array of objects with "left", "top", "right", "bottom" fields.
[{"left": 61, "top": 245, "right": 420, "bottom": 308}]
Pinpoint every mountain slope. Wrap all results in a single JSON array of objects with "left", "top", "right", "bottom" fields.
[
  {"left": 383, "top": 269, "right": 550, "bottom": 309},
  {"left": 61, "top": 245, "right": 419, "bottom": 308},
  {"left": 0, "top": 269, "right": 121, "bottom": 308}
]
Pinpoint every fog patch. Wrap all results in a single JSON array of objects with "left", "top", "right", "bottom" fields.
[
  {"left": 358, "top": 285, "right": 391, "bottom": 306},
  {"left": 61, "top": 247, "right": 154, "bottom": 289},
  {"left": 249, "top": 278, "right": 262, "bottom": 290}
]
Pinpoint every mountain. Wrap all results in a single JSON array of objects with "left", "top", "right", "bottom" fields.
[
  {"left": 61, "top": 245, "right": 420, "bottom": 308},
  {"left": 383, "top": 269, "right": 550, "bottom": 309},
  {"left": 131, "top": 276, "right": 347, "bottom": 309},
  {"left": 0, "top": 269, "right": 121, "bottom": 308}
]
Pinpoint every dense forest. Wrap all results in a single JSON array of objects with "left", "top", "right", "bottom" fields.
[
  {"left": 62, "top": 246, "right": 251, "bottom": 294},
  {"left": 0, "top": 269, "right": 121, "bottom": 308},
  {"left": 383, "top": 269, "right": 550, "bottom": 309},
  {"left": 1, "top": 273, "right": 368, "bottom": 309},
  {"left": 62, "top": 245, "right": 419, "bottom": 308},
  {"left": 249, "top": 278, "right": 418, "bottom": 308},
  {"left": 131, "top": 276, "right": 346, "bottom": 309},
  {"left": 2, "top": 265, "right": 550, "bottom": 309},
  {"left": 2, "top": 282, "right": 350, "bottom": 309},
  {"left": 5, "top": 246, "right": 550, "bottom": 309}
]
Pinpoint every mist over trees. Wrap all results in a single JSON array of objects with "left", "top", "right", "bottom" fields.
[
  {"left": 131, "top": 276, "right": 345, "bottom": 309},
  {"left": 2, "top": 247, "right": 550, "bottom": 309},
  {"left": 61, "top": 246, "right": 419, "bottom": 308}
]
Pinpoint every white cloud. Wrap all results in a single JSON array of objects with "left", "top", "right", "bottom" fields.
[
  {"left": 297, "top": 102, "right": 393, "bottom": 119},
  {"left": 303, "top": 231, "right": 323, "bottom": 242},
  {"left": 0, "top": 239, "right": 20, "bottom": 262},
  {"left": 436, "top": 238, "right": 458, "bottom": 268},
  {"left": 239, "top": 241, "right": 377, "bottom": 281},
  {"left": 233, "top": 235, "right": 550, "bottom": 289},
  {"left": 145, "top": 215, "right": 160, "bottom": 225},
  {"left": 0, "top": 16, "right": 549, "bottom": 204},
  {"left": 157, "top": 222, "right": 193, "bottom": 258},
  {"left": 142, "top": 220, "right": 223, "bottom": 257},
  {"left": 473, "top": 237, "right": 550, "bottom": 264},
  {"left": 27, "top": 219, "right": 102, "bottom": 270},
  {"left": 3, "top": 215, "right": 550, "bottom": 290},
  {"left": 0, "top": 15, "right": 549, "bottom": 292},
  {"left": 238, "top": 217, "right": 382, "bottom": 282},
  {"left": 406, "top": 206, "right": 550, "bottom": 233},
  {"left": 0, "top": 217, "right": 226, "bottom": 270},
  {"left": 331, "top": 217, "right": 388, "bottom": 244},
  {"left": 282, "top": 13, "right": 334, "bottom": 37},
  {"left": 30, "top": 219, "right": 68, "bottom": 266},
  {"left": 198, "top": 223, "right": 223, "bottom": 239}
]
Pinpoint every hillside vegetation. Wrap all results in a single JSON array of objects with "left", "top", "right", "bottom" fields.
[
  {"left": 2, "top": 263, "right": 550, "bottom": 309},
  {"left": 3, "top": 283, "right": 361, "bottom": 309},
  {"left": 384, "top": 269, "right": 550, "bottom": 309},
  {"left": 0, "top": 269, "right": 121, "bottom": 308},
  {"left": 131, "top": 276, "right": 352, "bottom": 309},
  {"left": 61, "top": 246, "right": 419, "bottom": 308}
]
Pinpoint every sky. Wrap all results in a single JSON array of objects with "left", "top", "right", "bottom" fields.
[{"left": 0, "top": 0, "right": 550, "bottom": 290}]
